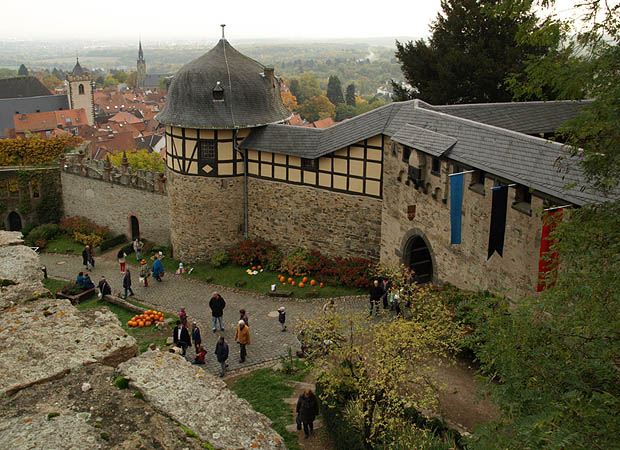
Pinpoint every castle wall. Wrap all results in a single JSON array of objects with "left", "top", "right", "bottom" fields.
[
  {"left": 61, "top": 172, "right": 170, "bottom": 245},
  {"left": 166, "top": 169, "right": 244, "bottom": 261},
  {"left": 247, "top": 177, "right": 382, "bottom": 260},
  {"left": 381, "top": 138, "right": 544, "bottom": 299}
]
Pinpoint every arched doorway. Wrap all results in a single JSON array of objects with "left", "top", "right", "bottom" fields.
[
  {"left": 403, "top": 235, "right": 434, "bottom": 284},
  {"left": 130, "top": 216, "right": 140, "bottom": 240},
  {"left": 8, "top": 211, "right": 22, "bottom": 231}
]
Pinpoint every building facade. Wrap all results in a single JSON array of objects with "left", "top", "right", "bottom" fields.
[
  {"left": 137, "top": 41, "right": 146, "bottom": 89},
  {"left": 66, "top": 59, "right": 95, "bottom": 126}
]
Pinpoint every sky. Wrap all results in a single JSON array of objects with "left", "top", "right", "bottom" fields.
[{"left": 1, "top": 0, "right": 584, "bottom": 43}]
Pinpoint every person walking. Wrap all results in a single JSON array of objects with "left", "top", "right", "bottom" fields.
[
  {"left": 139, "top": 259, "right": 150, "bottom": 287},
  {"left": 97, "top": 275, "right": 111, "bottom": 297},
  {"left": 179, "top": 307, "right": 188, "bottom": 328},
  {"left": 214, "top": 336, "right": 229, "bottom": 377},
  {"left": 133, "top": 238, "right": 144, "bottom": 261},
  {"left": 278, "top": 306, "right": 287, "bottom": 332},
  {"left": 390, "top": 286, "right": 402, "bottom": 316},
  {"left": 209, "top": 292, "right": 226, "bottom": 332},
  {"left": 82, "top": 246, "right": 91, "bottom": 271},
  {"left": 369, "top": 279, "right": 384, "bottom": 315},
  {"left": 117, "top": 249, "right": 127, "bottom": 274},
  {"left": 88, "top": 245, "right": 96, "bottom": 269},
  {"left": 239, "top": 309, "right": 249, "bottom": 326},
  {"left": 173, "top": 320, "right": 191, "bottom": 356},
  {"left": 123, "top": 269, "right": 135, "bottom": 299},
  {"left": 191, "top": 322, "right": 202, "bottom": 353},
  {"left": 234, "top": 320, "right": 251, "bottom": 363},
  {"left": 296, "top": 388, "right": 319, "bottom": 439},
  {"left": 381, "top": 278, "right": 391, "bottom": 310},
  {"left": 152, "top": 255, "right": 164, "bottom": 282}
]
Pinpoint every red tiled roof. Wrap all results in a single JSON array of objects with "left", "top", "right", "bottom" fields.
[
  {"left": 13, "top": 109, "right": 88, "bottom": 133},
  {"left": 288, "top": 114, "right": 304, "bottom": 126},
  {"left": 109, "top": 111, "right": 143, "bottom": 125},
  {"left": 306, "top": 117, "right": 336, "bottom": 129}
]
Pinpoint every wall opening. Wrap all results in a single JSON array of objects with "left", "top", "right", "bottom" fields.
[
  {"left": 130, "top": 216, "right": 140, "bottom": 240},
  {"left": 403, "top": 235, "right": 433, "bottom": 284},
  {"left": 8, "top": 211, "right": 22, "bottom": 231}
]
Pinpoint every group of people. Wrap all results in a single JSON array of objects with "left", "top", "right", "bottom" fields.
[{"left": 369, "top": 270, "right": 418, "bottom": 316}]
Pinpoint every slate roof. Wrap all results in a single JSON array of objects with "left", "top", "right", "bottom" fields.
[
  {"left": 0, "top": 94, "right": 68, "bottom": 138},
  {"left": 418, "top": 99, "right": 593, "bottom": 135},
  {"left": 156, "top": 39, "right": 292, "bottom": 129},
  {"left": 391, "top": 124, "right": 457, "bottom": 157},
  {"left": 241, "top": 99, "right": 616, "bottom": 205},
  {"left": 71, "top": 59, "right": 87, "bottom": 76},
  {"left": 144, "top": 74, "right": 171, "bottom": 88},
  {"left": 0, "top": 76, "right": 52, "bottom": 99}
]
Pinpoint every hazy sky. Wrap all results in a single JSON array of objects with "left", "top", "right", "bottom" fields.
[{"left": 2, "top": 0, "right": 583, "bottom": 42}]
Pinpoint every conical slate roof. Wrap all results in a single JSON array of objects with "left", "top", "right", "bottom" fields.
[
  {"left": 156, "top": 39, "right": 292, "bottom": 129},
  {"left": 71, "top": 59, "right": 87, "bottom": 75}
]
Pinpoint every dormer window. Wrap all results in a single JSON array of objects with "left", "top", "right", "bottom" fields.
[{"left": 213, "top": 82, "right": 224, "bottom": 101}]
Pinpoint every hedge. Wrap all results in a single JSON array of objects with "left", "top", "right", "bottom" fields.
[
  {"left": 315, "top": 381, "right": 365, "bottom": 450},
  {"left": 99, "top": 234, "right": 127, "bottom": 252}
]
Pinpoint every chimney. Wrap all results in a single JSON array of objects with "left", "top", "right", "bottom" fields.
[{"left": 264, "top": 68, "right": 275, "bottom": 87}]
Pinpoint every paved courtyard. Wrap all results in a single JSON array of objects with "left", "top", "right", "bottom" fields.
[{"left": 40, "top": 252, "right": 367, "bottom": 376}]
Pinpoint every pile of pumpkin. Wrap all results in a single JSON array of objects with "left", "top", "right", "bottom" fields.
[
  {"left": 127, "top": 310, "right": 165, "bottom": 328},
  {"left": 278, "top": 275, "right": 324, "bottom": 289}
]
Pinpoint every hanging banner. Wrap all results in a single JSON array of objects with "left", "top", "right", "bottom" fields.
[
  {"left": 450, "top": 173, "right": 465, "bottom": 244},
  {"left": 537, "top": 209, "right": 563, "bottom": 291},
  {"left": 487, "top": 186, "right": 508, "bottom": 259}
]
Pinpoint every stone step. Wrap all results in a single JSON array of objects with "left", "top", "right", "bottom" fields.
[
  {"left": 284, "top": 419, "right": 323, "bottom": 433},
  {"left": 284, "top": 397, "right": 298, "bottom": 405}
]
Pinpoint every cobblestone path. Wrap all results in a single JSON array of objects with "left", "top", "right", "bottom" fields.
[{"left": 40, "top": 252, "right": 367, "bottom": 376}]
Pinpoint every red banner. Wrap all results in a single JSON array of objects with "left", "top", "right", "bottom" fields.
[{"left": 537, "top": 209, "right": 563, "bottom": 292}]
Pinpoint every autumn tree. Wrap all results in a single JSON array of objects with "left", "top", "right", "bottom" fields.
[
  {"left": 18, "top": 64, "right": 29, "bottom": 76},
  {"left": 280, "top": 91, "right": 298, "bottom": 112},
  {"left": 40, "top": 75, "right": 63, "bottom": 91},
  {"left": 108, "top": 149, "right": 164, "bottom": 171},
  {"left": 125, "top": 72, "right": 137, "bottom": 88},
  {"left": 345, "top": 83, "right": 356, "bottom": 107},
  {"left": 335, "top": 103, "right": 356, "bottom": 121},
  {"left": 393, "top": 0, "right": 553, "bottom": 104},
  {"left": 298, "top": 95, "right": 335, "bottom": 122},
  {"left": 326, "top": 75, "right": 345, "bottom": 104},
  {"left": 295, "top": 73, "right": 322, "bottom": 104}
]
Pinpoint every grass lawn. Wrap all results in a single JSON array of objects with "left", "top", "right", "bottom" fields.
[
  {"left": 127, "top": 255, "right": 365, "bottom": 299},
  {"left": 231, "top": 363, "right": 309, "bottom": 450},
  {"left": 44, "top": 233, "right": 85, "bottom": 255},
  {"left": 42, "top": 277, "right": 71, "bottom": 295},
  {"left": 76, "top": 296, "right": 176, "bottom": 353}
]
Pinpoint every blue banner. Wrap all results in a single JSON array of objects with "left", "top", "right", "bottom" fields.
[{"left": 450, "top": 173, "right": 465, "bottom": 244}]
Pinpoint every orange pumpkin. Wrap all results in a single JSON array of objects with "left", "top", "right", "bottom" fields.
[
  {"left": 145, "top": 321, "right": 152, "bottom": 327},
  {"left": 302, "top": 276, "right": 308, "bottom": 283},
  {"left": 258, "top": 265, "right": 262, "bottom": 270},
  {"left": 127, "top": 321, "right": 133, "bottom": 327},
  {"left": 291, "top": 281, "right": 296, "bottom": 286},
  {"left": 252, "top": 266, "right": 257, "bottom": 270},
  {"left": 320, "top": 282, "right": 324, "bottom": 288},
  {"left": 298, "top": 282, "right": 305, "bottom": 288},
  {"left": 310, "top": 279, "right": 316, "bottom": 286},
  {"left": 287, "top": 277, "right": 293, "bottom": 283},
  {"left": 138, "top": 321, "right": 144, "bottom": 327}
]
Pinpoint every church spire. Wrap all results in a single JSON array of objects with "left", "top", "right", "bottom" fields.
[{"left": 138, "top": 39, "right": 144, "bottom": 61}]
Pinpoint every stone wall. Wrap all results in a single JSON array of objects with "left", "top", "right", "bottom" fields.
[
  {"left": 61, "top": 170, "right": 170, "bottom": 245},
  {"left": 167, "top": 169, "right": 245, "bottom": 261},
  {"left": 381, "top": 138, "right": 543, "bottom": 299},
  {"left": 248, "top": 177, "right": 382, "bottom": 260}
]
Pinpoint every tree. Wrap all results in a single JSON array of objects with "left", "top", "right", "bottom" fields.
[
  {"left": 40, "top": 75, "right": 63, "bottom": 91},
  {"left": 18, "top": 64, "right": 29, "bottom": 76},
  {"left": 393, "top": 0, "right": 554, "bottom": 104},
  {"left": 125, "top": 72, "right": 137, "bottom": 88},
  {"left": 289, "top": 79, "right": 301, "bottom": 101},
  {"left": 298, "top": 95, "right": 335, "bottom": 122},
  {"left": 280, "top": 91, "right": 298, "bottom": 112},
  {"left": 0, "top": 68, "right": 17, "bottom": 79},
  {"left": 103, "top": 74, "right": 120, "bottom": 88},
  {"left": 335, "top": 103, "right": 356, "bottom": 121},
  {"left": 108, "top": 149, "right": 164, "bottom": 171},
  {"left": 345, "top": 83, "right": 356, "bottom": 107},
  {"left": 326, "top": 75, "right": 345, "bottom": 104},
  {"left": 296, "top": 73, "right": 322, "bottom": 104}
]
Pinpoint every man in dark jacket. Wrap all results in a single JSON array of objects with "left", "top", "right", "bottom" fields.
[
  {"left": 123, "top": 269, "right": 135, "bottom": 299},
  {"left": 191, "top": 322, "right": 202, "bottom": 353},
  {"left": 369, "top": 279, "right": 384, "bottom": 315},
  {"left": 82, "top": 246, "right": 90, "bottom": 271},
  {"left": 214, "top": 336, "right": 229, "bottom": 377},
  {"left": 209, "top": 291, "right": 226, "bottom": 332},
  {"left": 173, "top": 320, "right": 191, "bottom": 356},
  {"left": 296, "top": 389, "right": 319, "bottom": 438},
  {"left": 97, "top": 276, "right": 111, "bottom": 296}
]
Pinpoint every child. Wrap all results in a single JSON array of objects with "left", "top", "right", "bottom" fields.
[
  {"left": 278, "top": 306, "right": 287, "bottom": 332},
  {"left": 179, "top": 307, "right": 188, "bottom": 328},
  {"left": 117, "top": 249, "right": 127, "bottom": 274},
  {"left": 193, "top": 345, "right": 206, "bottom": 365},
  {"left": 139, "top": 259, "right": 150, "bottom": 287}
]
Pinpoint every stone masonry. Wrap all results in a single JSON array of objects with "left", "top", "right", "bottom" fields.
[
  {"left": 381, "top": 137, "right": 543, "bottom": 299},
  {"left": 248, "top": 177, "right": 382, "bottom": 260}
]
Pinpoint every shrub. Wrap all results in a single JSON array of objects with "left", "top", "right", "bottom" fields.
[
  {"left": 113, "top": 376, "right": 129, "bottom": 389},
  {"left": 73, "top": 232, "right": 103, "bottom": 249},
  {"left": 229, "top": 238, "right": 277, "bottom": 266},
  {"left": 263, "top": 249, "right": 284, "bottom": 272},
  {"left": 279, "top": 248, "right": 312, "bottom": 276},
  {"left": 25, "top": 223, "right": 61, "bottom": 247},
  {"left": 316, "top": 380, "right": 365, "bottom": 450},
  {"left": 60, "top": 216, "right": 111, "bottom": 239},
  {"left": 211, "top": 250, "right": 229, "bottom": 267},
  {"left": 333, "top": 256, "right": 372, "bottom": 289},
  {"left": 20, "top": 223, "right": 36, "bottom": 238},
  {"left": 99, "top": 234, "right": 127, "bottom": 252}
]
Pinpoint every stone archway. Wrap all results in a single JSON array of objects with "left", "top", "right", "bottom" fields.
[
  {"left": 8, "top": 211, "right": 22, "bottom": 231},
  {"left": 400, "top": 228, "right": 436, "bottom": 284},
  {"left": 129, "top": 216, "right": 140, "bottom": 241}
]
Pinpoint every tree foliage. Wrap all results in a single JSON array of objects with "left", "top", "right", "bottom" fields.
[
  {"left": 298, "top": 95, "right": 335, "bottom": 122},
  {"left": 18, "top": 64, "right": 29, "bottom": 76},
  {"left": 0, "top": 136, "right": 82, "bottom": 166},
  {"left": 326, "top": 75, "right": 345, "bottom": 104},
  {"left": 345, "top": 83, "right": 356, "bottom": 107},
  {"left": 393, "top": 0, "right": 554, "bottom": 104},
  {"left": 39, "top": 74, "right": 63, "bottom": 91},
  {"left": 108, "top": 149, "right": 164, "bottom": 171},
  {"left": 280, "top": 91, "right": 298, "bottom": 112}
]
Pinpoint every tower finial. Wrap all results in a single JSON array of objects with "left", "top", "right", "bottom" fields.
[{"left": 221, "top": 24, "right": 226, "bottom": 39}]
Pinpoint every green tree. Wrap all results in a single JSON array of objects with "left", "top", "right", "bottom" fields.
[
  {"left": 108, "top": 149, "right": 164, "bottom": 171},
  {"left": 103, "top": 74, "right": 120, "bottom": 88},
  {"left": 125, "top": 72, "right": 137, "bottom": 88},
  {"left": 326, "top": 75, "right": 345, "bottom": 104},
  {"left": 289, "top": 79, "right": 301, "bottom": 101},
  {"left": 18, "top": 64, "right": 29, "bottom": 76},
  {"left": 40, "top": 75, "right": 63, "bottom": 91},
  {"left": 335, "top": 103, "right": 356, "bottom": 121},
  {"left": 296, "top": 73, "right": 322, "bottom": 104},
  {"left": 345, "top": 83, "right": 356, "bottom": 107},
  {"left": 298, "top": 95, "right": 335, "bottom": 122},
  {"left": 0, "top": 68, "right": 17, "bottom": 79},
  {"left": 393, "top": 0, "right": 554, "bottom": 104}
]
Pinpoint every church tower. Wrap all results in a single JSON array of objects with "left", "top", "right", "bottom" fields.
[
  {"left": 66, "top": 58, "right": 95, "bottom": 126},
  {"left": 137, "top": 40, "right": 146, "bottom": 88}
]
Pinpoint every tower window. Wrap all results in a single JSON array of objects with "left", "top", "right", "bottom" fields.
[
  {"left": 198, "top": 140, "right": 216, "bottom": 160},
  {"left": 78, "top": 84, "right": 85, "bottom": 95}
]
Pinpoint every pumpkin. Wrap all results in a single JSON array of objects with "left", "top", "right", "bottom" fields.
[
  {"left": 145, "top": 321, "right": 152, "bottom": 327},
  {"left": 310, "top": 279, "right": 316, "bottom": 286},
  {"left": 127, "top": 321, "right": 133, "bottom": 327},
  {"left": 302, "top": 276, "right": 308, "bottom": 283},
  {"left": 138, "top": 321, "right": 144, "bottom": 327},
  {"left": 287, "top": 277, "right": 293, "bottom": 283},
  {"left": 252, "top": 266, "right": 257, "bottom": 270},
  {"left": 298, "top": 282, "right": 305, "bottom": 288},
  {"left": 258, "top": 265, "right": 262, "bottom": 270},
  {"left": 320, "top": 282, "right": 324, "bottom": 288},
  {"left": 291, "top": 281, "right": 296, "bottom": 286}
]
